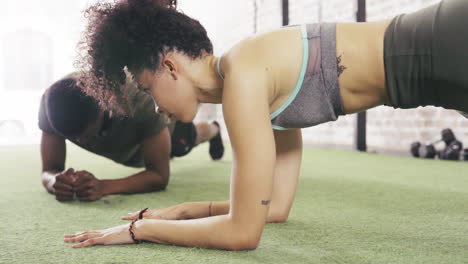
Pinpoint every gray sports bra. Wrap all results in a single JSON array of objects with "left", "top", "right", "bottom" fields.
[{"left": 217, "top": 23, "right": 344, "bottom": 130}]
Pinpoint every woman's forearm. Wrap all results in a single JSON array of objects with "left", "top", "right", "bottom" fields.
[
  {"left": 133, "top": 215, "right": 259, "bottom": 250},
  {"left": 211, "top": 200, "right": 230, "bottom": 216},
  {"left": 208, "top": 200, "right": 288, "bottom": 223}
]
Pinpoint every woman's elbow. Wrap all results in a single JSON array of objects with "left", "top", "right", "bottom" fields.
[
  {"left": 222, "top": 224, "right": 263, "bottom": 251},
  {"left": 267, "top": 210, "right": 290, "bottom": 223},
  {"left": 223, "top": 235, "right": 260, "bottom": 251}
]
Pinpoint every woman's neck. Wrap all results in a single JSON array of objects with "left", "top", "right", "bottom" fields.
[{"left": 185, "top": 54, "right": 224, "bottom": 104}]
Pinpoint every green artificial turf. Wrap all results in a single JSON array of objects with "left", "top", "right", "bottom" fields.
[{"left": 0, "top": 144, "right": 467, "bottom": 264}]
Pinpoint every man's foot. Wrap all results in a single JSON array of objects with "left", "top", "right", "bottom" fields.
[{"left": 209, "top": 121, "right": 224, "bottom": 160}]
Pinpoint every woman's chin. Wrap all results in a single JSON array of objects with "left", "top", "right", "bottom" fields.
[
  {"left": 179, "top": 116, "right": 192, "bottom": 123},
  {"left": 177, "top": 112, "right": 196, "bottom": 123}
]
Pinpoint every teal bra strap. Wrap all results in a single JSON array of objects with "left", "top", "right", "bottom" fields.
[
  {"left": 272, "top": 125, "right": 288, "bottom": 130},
  {"left": 217, "top": 55, "right": 224, "bottom": 80},
  {"left": 270, "top": 24, "right": 309, "bottom": 121}
]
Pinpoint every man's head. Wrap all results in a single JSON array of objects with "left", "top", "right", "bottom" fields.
[{"left": 46, "top": 78, "right": 102, "bottom": 139}]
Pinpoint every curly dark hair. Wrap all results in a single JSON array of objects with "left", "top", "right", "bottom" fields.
[{"left": 76, "top": 0, "right": 213, "bottom": 115}]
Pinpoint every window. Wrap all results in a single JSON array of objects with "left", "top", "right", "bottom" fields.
[{"left": 2, "top": 29, "right": 53, "bottom": 91}]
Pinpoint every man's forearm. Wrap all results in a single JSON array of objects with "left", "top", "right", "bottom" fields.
[{"left": 100, "top": 169, "right": 168, "bottom": 195}]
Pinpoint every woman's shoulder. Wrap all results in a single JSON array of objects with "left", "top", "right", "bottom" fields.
[
  {"left": 222, "top": 26, "right": 303, "bottom": 93},
  {"left": 227, "top": 26, "right": 300, "bottom": 58},
  {"left": 222, "top": 28, "right": 296, "bottom": 75}
]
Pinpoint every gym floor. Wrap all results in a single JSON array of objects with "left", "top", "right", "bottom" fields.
[{"left": 1, "top": 144, "right": 467, "bottom": 264}]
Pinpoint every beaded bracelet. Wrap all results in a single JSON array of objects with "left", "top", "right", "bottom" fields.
[{"left": 129, "top": 208, "right": 148, "bottom": 244}]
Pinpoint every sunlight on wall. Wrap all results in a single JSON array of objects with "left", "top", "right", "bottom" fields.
[{"left": 0, "top": 0, "right": 95, "bottom": 145}]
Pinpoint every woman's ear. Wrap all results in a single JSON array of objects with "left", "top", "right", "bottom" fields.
[{"left": 163, "top": 59, "right": 178, "bottom": 81}]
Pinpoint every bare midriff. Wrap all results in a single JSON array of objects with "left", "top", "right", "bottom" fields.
[{"left": 336, "top": 20, "right": 392, "bottom": 114}]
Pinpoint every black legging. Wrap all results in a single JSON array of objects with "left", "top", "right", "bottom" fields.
[{"left": 384, "top": 0, "right": 468, "bottom": 112}]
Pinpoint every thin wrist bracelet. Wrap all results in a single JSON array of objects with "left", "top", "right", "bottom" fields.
[{"left": 129, "top": 207, "right": 148, "bottom": 244}]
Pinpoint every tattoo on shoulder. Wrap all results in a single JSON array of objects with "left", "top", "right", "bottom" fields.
[
  {"left": 261, "top": 200, "right": 271, "bottom": 206},
  {"left": 337, "top": 55, "right": 347, "bottom": 77}
]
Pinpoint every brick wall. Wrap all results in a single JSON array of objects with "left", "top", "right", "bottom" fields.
[{"left": 182, "top": 0, "right": 468, "bottom": 154}]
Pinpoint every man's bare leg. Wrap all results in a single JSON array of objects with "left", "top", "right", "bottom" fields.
[{"left": 194, "top": 122, "right": 219, "bottom": 145}]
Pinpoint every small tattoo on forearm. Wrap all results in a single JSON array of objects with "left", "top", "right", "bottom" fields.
[
  {"left": 261, "top": 200, "right": 271, "bottom": 206},
  {"left": 337, "top": 55, "right": 347, "bottom": 77}
]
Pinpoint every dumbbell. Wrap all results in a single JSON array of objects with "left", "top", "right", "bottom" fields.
[
  {"left": 439, "top": 139, "right": 463, "bottom": 160},
  {"left": 411, "top": 128, "right": 463, "bottom": 160},
  {"left": 439, "top": 128, "right": 463, "bottom": 160},
  {"left": 410, "top": 141, "right": 437, "bottom": 158},
  {"left": 441, "top": 128, "right": 456, "bottom": 144}
]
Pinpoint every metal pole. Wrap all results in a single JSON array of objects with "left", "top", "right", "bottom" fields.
[
  {"left": 356, "top": 0, "right": 367, "bottom": 152},
  {"left": 253, "top": 0, "right": 258, "bottom": 33},
  {"left": 282, "top": 0, "right": 289, "bottom": 26}
]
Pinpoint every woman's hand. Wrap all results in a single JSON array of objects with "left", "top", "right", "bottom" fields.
[
  {"left": 64, "top": 223, "right": 134, "bottom": 248},
  {"left": 121, "top": 202, "right": 210, "bottom": 221}
]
